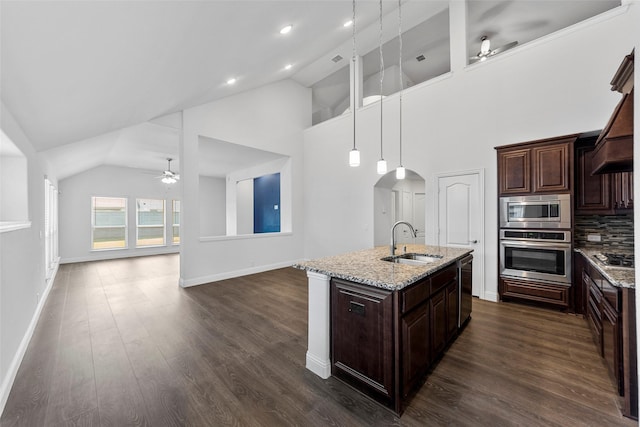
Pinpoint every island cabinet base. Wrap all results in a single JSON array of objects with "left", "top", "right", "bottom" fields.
[{"left": 330, "top": 262, "right": 465, "bottom": 415}]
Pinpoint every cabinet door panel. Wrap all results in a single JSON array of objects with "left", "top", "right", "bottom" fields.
[
  {"left": 401, "top": 303, "right": 430, "bottom": 397},
  {"left": 430, "top": 289, "right": 447, "bottom": 359},
  {"left": 533, "top": 144, "right": 570, "bottom": 193},
  {"left": 331, "top": 280, "right": 394, "bottom": 398},
  {"left": 446, "top": 280, "right": 459, "bottom": 339},
  {"left": 499, "top": 149, "right": 530, "bottom": 194},
  {"left": 602, "top": 300, "right": 623, "bottom": 396},
  {"left": 576, "top": 145, "right": 612, "bottom": 213}
]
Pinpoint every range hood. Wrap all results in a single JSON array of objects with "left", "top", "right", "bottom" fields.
[{"left": 592, "top": 50, "right": 634, "bottom": 175}]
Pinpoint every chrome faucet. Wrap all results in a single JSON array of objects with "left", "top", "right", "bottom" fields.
[{"left": 390, "top": 221, "right": 417, "bottom": 256}]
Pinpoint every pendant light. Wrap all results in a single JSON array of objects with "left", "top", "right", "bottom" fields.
[
  {"left": 395, "top": 0, "right": 406, "bottom": 180},
  {"left": 348, "top": 0, "right": 360, "bottom": 167},
  {"left": 376, "top": 0, "right": 387, "bottom": 175}
]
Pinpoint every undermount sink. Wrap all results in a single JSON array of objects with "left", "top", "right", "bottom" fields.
[{"left": 381, "top": 253, "right": 443, "bottom": 266}]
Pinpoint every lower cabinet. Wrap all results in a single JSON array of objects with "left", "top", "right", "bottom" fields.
[
  {"left": 331, "top": 279, "right": 394, "bottom": 405},
  {"left": 332, "top": 262, "right": 465, "bottom": 415},
  {"left": 577, "top": 252, "right": 637, "bottom": 419}
]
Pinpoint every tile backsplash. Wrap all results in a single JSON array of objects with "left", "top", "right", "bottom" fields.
[{"left": 574, "top": 214, "right": 634, "bottom": 253}]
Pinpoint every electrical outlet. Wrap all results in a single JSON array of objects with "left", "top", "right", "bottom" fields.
[{"left": 587, "top": 234, "right": 602, "bottom": 242}]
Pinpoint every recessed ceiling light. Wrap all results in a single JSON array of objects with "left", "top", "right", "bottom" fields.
[
  {"left": 226, "top": 78, "right": 236, "bottom": 85},
  {"left": 280, "top": 25, "right": 292, "bottom": 35},
  {"left": 284, "top": 64, "right": 293, "bottom": 70},
  {"left": 343, "top": 20, "right": 353, "bottom": 28}
]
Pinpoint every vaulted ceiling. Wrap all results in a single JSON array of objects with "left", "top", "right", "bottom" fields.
[{"left": 0, "top": 0, "right": 621, "bottom": 180}]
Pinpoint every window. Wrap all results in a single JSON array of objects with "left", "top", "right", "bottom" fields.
[
  {"left": 172, "top": 200, "right": 180, "bottom": 245},
  {"left": 136, "top": 198, "right": 165, "bottom": 247},
  {"left": 92, "top": 197, "right": 127, "bottom": 250}
]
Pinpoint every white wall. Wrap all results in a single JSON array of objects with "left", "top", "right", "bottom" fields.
[
  {"left": 236, "top": 178, "right": 254, "bottom": 235},
  {"left": 0, "top": 156, "right": 28, "bottom": 221},
  {"left": 198, "top": 175, "right": 226, "bottom": 237},
  {"left": 303, "top": 6, "right": 639, "bottom": 300},
  {"left": 0, "top": 102, "right": 57, "bottom": 413},
  {"left": 58, "top": 165, "right": 181, "bottom": 263},
  {"left": 180, "top": 79, "right": 310, "bottom": 286}
]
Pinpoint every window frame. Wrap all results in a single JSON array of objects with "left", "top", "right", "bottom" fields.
[
  {"left": 91, "top": 196, "right": 128, "bottom": 251},
  {"left": 136, "top": 198, "right": 166, "bottom": 248},
  {"left": 172, "top": 200, "right": 180, "bottom": 245}
]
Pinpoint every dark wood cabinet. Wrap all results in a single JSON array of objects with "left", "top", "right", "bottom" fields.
[
  {"left": 331, "top": 261, "right": 469, "bottom": 415},
  {"left": 577, "top": 252, "right": 637, "bottom": 418},
  {"left": 499, "top": 149, "right": 531, "bottom": 194},
  {"left": 331, "top": 279, "right": 394, "bottom": 404},
  {"left": 497, "top": 135, "right": 575, "bottom": 196},
  {"left": 575, "top": 140, "right": 633, "bottom": 215},
  {"left": 499, "top": 277, "right": 570, "bottom": 308},
  {"left": 430, "top": 288, "right": 447, "bottom": 359},
  {"left": 401, "top": 302, "right": 429, "bottom": 398},
  {"left": 532, "top": 143, "right": 571, "bottom": 193},
  {"left": 612, "top": 172, "right": 634, "bottom": 210}
]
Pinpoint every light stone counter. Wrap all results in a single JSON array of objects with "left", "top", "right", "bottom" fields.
[
  {"left": 294, "top": 244, "right": 473, "bottom": 291},
  {"left": 575, "top": 248, "right": 635, "bottom": 288}
]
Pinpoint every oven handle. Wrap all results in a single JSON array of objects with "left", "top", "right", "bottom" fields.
[{"left": 500, "top": 239, "right": 571, "bottom": 249}]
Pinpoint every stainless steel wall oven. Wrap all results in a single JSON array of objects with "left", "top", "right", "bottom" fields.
[{"left": 499, "top": 229, "right": 572, "bottom": 285}]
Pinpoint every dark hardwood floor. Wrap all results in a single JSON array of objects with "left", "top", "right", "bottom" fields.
[{"left": 1, "top": 254, "right": 635, "bottom": 426}]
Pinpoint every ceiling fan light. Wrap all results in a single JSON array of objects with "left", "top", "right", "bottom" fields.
[
  {"left": 480, "top": 37, "right": 491, "bottom": 54},
  {"left": 349, "top": 148, "right": 360, "bottom": 167},
  {"left": 162, "top": 176, "right": 176, "bottom": 184},
  {"left": 377, "top": 159, "right": 387, "bottom": 175}
]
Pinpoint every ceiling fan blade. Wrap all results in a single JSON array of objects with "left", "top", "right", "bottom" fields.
[{"left": 491, "top": 40, "right": 518, "bottom": 55}]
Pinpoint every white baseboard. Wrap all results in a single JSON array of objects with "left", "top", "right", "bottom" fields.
[
  {"left": 179, "top": 259, "right": 305, "bottom": 287},
  {"left": 306, "top": 351, "right": 331, "bottom": 380},
  {"left": 0, "top": 260, "right": 59, "bottom": 416},
  {"left": 60, "top": 247, "right": 179, "bottom": 264},
  {"left": 482, "top": 290, "right": 499, "bottom": 302}
]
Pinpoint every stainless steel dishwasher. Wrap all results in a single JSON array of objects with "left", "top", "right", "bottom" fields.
[{"left": 457, "top": 255, "right": 473, "bottom": 327}]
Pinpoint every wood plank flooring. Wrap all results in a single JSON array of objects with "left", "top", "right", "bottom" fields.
[{"left": 1, "top": 254, "right": 636, "bottom": 426}]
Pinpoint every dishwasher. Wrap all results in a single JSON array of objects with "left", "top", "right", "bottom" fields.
[{"left": 457, "top": 255, "right": 473, "bottom": 327}]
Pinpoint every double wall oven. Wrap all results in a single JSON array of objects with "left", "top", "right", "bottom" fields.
[{"left": 499, "top": 194, "right": 572, "bottom": 285}]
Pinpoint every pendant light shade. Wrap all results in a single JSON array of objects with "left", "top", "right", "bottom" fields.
[
  {"left": 396, "top": 166, "right": 406, "bottom": 180},
  {"left": 349, "top": 148, "right": 361, "bottom": 167},
  {"left": 377, "top": 159, "right": 387, "bottom": 174}
]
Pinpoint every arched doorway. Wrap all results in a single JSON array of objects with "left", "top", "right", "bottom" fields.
[{"left": 373, "top": 169, "right": 426, "bottom": 247}]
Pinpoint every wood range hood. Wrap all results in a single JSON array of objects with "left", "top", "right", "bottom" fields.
[{"left": 592, "top": 50, "right": 634, "bottom": 175}]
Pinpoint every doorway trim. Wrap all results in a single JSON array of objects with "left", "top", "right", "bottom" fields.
[{"left": 434, "top": 168, "right": 488, "bottom": 300}]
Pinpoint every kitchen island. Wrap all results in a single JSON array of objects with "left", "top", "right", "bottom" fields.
[{"left": 295, "top": 244, "right": 473, "bottom": 414}]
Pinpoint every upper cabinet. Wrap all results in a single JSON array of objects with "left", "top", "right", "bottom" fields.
[
  {"left": 592, "top": 50, "right": 634, "bottom": 175},
  {"left": 497, "top": 135, "right": 576, "bottom": 196}
]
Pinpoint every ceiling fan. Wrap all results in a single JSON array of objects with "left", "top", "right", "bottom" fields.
[
  {"left": 159, "top": 158, "right": 180, "bottom": 184},
  {"left": 470, "top": 36, "right": 518, "bottom": 63}
]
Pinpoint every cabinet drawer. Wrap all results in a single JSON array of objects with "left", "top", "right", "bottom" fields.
[
  {"left": 430, "top": 264, "right": 457, "bottom": 295},
  {"left": 401, "top": 278, "right": 430, "bottom": 314},
  {"left": 501, "top": 278, "right": 569, "bottom": 307},
  {"left": 588, "top": 300, "right": 603, "bottom": 356}
]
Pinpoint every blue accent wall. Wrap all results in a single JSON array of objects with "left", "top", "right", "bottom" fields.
[{"left": 253, "top": 173, "right": 280, "bottom": 233}]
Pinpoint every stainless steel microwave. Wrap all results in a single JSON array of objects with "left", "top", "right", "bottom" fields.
[{"left": 499, "top": 194, "right": 571, "bottom": 229}]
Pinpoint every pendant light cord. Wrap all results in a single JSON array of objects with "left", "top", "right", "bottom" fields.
[
  {"left": 398, "top": 0, "right": 403, "bottom": 167},
  {"left": 352, "top": 0, "right": 357, "bottom": 151},
  {"left": 379, "top": 0, "right": 384, "bottom": 160}
]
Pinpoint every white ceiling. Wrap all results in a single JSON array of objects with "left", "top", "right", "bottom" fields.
[{"left": 0, "top": 0, "right": 621, "bottom": 180}]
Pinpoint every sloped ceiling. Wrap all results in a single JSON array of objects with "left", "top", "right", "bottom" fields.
[{"left": 1, "top": 0, "right": 621, "bottom": 180}]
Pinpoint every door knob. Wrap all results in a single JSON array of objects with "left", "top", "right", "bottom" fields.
[{"left": 470, "top": 240, "right": 478, "bottom": 244}]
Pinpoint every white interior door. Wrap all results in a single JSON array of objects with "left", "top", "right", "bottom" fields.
[
  {"left": 397, "top": 190, "right": 414, "bottom": 244},
  {"left": 437, "top": 171, "right": 484, "bottom": 298}
]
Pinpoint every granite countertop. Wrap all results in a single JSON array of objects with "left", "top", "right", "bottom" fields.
[
  {"left": 575, "top": 248, "right": 635, "bottom": 288},
  {"left": 294, "top": 244, "right": 473, "bottom": 291}
]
